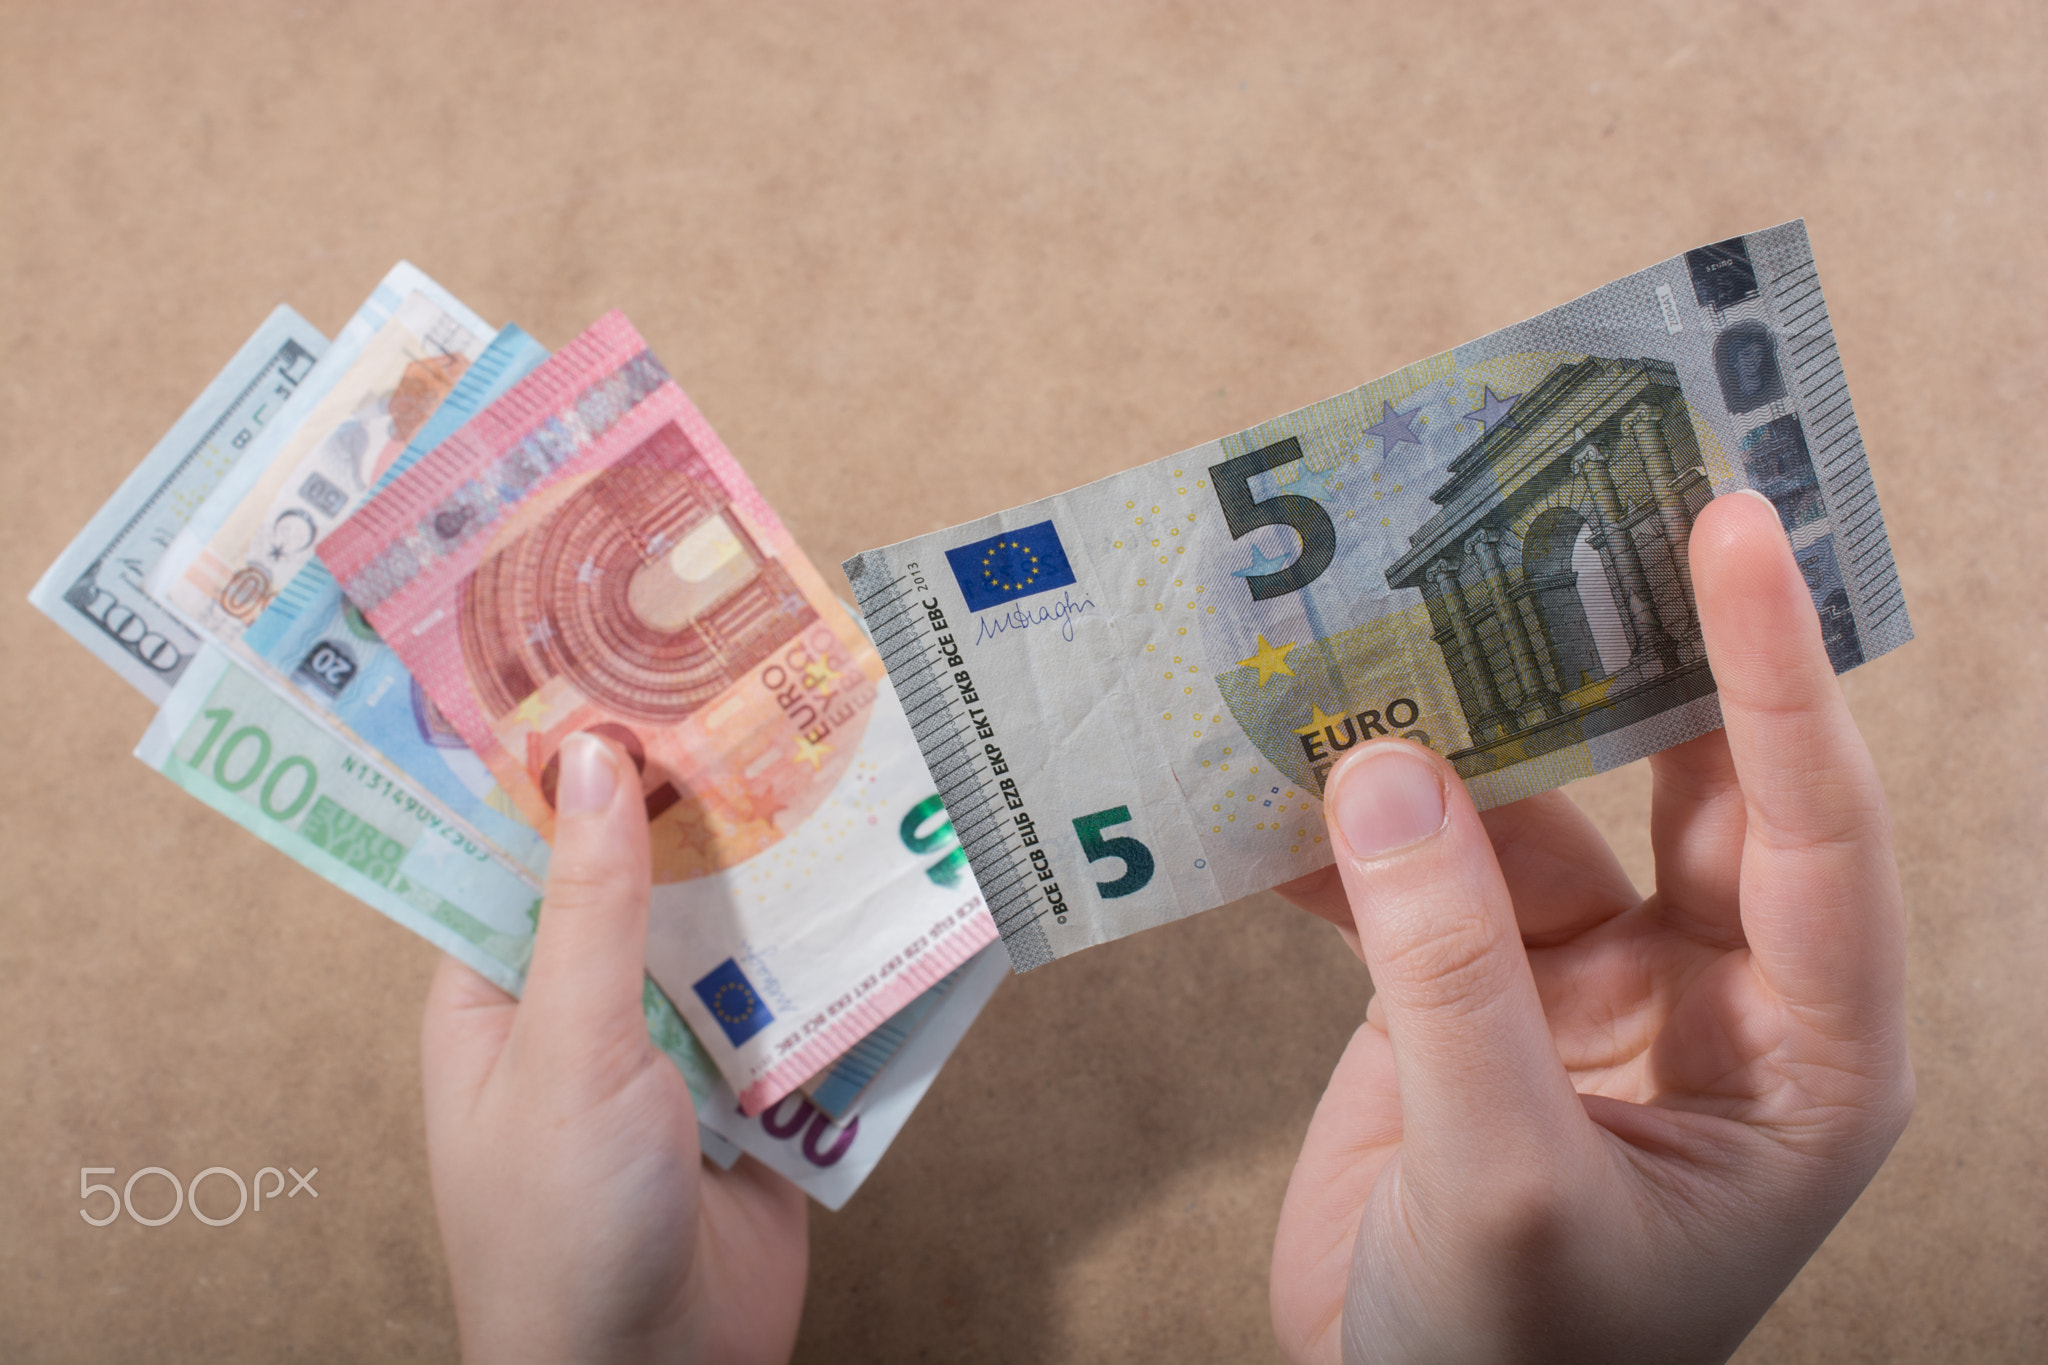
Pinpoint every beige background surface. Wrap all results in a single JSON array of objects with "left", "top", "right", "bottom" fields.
[{"left": 2, "top": 2, "right": 2043, "bottom": 1360}]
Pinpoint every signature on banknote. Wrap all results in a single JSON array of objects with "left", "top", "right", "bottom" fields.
[{"left": 972, "top": 586, "right": 1096, "bottom": 645}]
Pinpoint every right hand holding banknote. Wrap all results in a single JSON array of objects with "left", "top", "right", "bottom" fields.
[{"left": 1269, "top": 491, "right": 1915, "bottom": 1364}]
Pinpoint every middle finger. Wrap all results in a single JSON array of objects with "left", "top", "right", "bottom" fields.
[
  {"left": 1645, "top": 727, "right": 1749, "bottom": 944},
  {"left": 1479, "top": 789, "right": 1639, "bottom": 944}
]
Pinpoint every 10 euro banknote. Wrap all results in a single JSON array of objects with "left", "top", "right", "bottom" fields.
[
  {"left": 318, "top": 311, "right": 997, "bottom": 1111},
  {"left": 36, "top": 301, "right": 1003, "bottom": 1205},
  {"left": 845, "top": 220, "right": 1910, "bottom": 971}
]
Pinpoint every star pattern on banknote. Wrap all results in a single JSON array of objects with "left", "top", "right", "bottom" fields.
[
  {"left": 1463, "top": 385, "right": 1520, "bottom": 434},
  {"left": 576, "top": 555, "right": 603, "bottom": 585},
  {"left": 1293, "top": 702, "right": 1349, "bottom": 739},
  {"left": 792, "top": 734, "right": 832, "bottom": 770},
  {"left": 803, "top": 659, "right": 842, "bottom": 692},
  {"left": 526, "top": 616, "right": 555, "bottom": 646},
  {"left": 511, "top": 690, "right": 554, "bottom": 729},
  {"left": 1231, "top": 545, "right": 1293, "bottom": 580},
  {"left": 1236, "top": 634, "right": 1298, "bottom": 688},
  {"left": 1272, "top": 467, "right": 1333, "bottom": 502},
  {"left": 780, "top": 590, "right": 809, "bottom": 618},
  {"left": 1364, "top": 399, "right": 1425, "bottom": 455}
]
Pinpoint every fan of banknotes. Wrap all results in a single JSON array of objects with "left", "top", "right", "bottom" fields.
[
  {"left": 32, "top": 269, "right": 1007, "bottom": 1209},
  {"left": 30, "top": 220, "right": 1910, "bottom": 1208}
]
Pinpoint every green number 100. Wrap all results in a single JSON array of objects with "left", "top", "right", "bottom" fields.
[{"left": 188, "top": 706, "right": 320, "bottom": 823}]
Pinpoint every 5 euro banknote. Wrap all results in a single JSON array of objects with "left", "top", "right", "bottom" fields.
[{"left": 845, "top": 220, "right": 1910, "bottom": 971}]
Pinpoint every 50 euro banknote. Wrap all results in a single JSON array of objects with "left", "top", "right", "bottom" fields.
[
  {"left": 318, "top": 311, "right": 996, "bottom": 1111},
  {"left": 135, "top": 644, "right": 1003, "bottom": 1208},
  {"left": 845, "top": 220, "right": 1911, "bottom": 971},
  {"left": 151, "top": 266, "right": 490, "bottom": 640}
]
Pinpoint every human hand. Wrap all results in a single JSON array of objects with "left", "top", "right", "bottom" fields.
[
  {"left": 1268, "top": 491, "right": 1913, "bottom": 1364},
  {"left": 421, "top": 732, "right": 809, "bottom": 1365}
]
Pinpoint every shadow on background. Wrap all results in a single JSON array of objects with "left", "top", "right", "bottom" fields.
[{"left": 794, "top": 890, "right": 1371, "bottom": 1363}]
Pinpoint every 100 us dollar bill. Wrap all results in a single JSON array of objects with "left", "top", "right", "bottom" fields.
[
  {"left": 845, "top": 220, "right": 1910, "bottom": 971},
  {"left": 28, "top": 306, "right": 327, "bottom": 700}
]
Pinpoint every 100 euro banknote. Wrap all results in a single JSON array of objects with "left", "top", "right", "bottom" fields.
[
  {"left": 845, "top": 220, "right": 1910, "bottom": 970},
  {"left": 318, "top": 311, "right": 996, "bottom": 1110},
  {"left": 135, "top": 644, "right": 1003, "bottom": 1207}
]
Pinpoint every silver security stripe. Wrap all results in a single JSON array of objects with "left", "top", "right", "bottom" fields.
[
  {"left": 848, "top": 559, "right": 1057, "bottom": 971},
  {"left": 1765, "top": 253, "right": 1912, "bottom": 656}
]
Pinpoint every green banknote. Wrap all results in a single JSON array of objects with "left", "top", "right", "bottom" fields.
[
  {"left": 131, "top": 645, "right": 1011, "bottom": 1200},
  {"left": 846, "top": 220, "right": 1910, "bottom": 970},
  {"left": 135, "top": 645, "right": 730, "bottom": 1112}
]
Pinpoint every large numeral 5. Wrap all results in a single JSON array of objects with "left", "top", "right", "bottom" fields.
[
  {"left": 1208, "top": 435, "right": 1337, "bottom": 600},
  {"left": 1072, "top": 806, "right": 1156, "bottom": 899}
]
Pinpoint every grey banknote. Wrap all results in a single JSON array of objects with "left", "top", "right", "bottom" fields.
[
  {"left": 28, "top": 307, "right": 327, "bottom": 700},
  {"left": 846, "top": 220, "right": 1909, "bottom": 970}
]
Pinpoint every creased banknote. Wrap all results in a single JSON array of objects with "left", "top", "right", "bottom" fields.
[
  {"left": 243, "top": 324, "right": 555, "bottom": 880},
  {"left": 135, "top": 644, "right": 1005, "bottom": 1200},
  {"left": 845, "top": 220, "right": 1911, "bottom": 971},
  {"left": 319, "top": 311, "right": 996, "bottom": 1111},
  {"left": 28, "top": 306, "right": 328, "bottom": 700},
  {"left": 151, "top": 266, "right": 491, "bottom": 638}
]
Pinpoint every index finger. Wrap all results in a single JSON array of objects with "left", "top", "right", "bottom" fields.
[{"left": 1690, "top": 491, "right": 1904, "bottom": 1042}]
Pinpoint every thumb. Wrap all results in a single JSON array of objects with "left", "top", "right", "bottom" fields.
[
  {"left": 1324, "top": 740, "right": 1582, "bottom": 1174},
  {"left": 517, "top": 731, "right": 655, "bottom": 1058}
]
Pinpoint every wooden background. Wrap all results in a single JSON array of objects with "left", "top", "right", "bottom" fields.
[{"left": 2, "top": 3, "right": 2042, "bottom": 1359}]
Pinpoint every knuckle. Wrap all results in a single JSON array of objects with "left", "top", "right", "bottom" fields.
[
  {"left": 1748, "top": 748, "right": 1889, "bottom": 836},
  {"left": 1371, "top": 906, "right": 1514, "bottom": 1015},
  {"left": 543, "top": 859, "right": 635, "bottom": 912}
]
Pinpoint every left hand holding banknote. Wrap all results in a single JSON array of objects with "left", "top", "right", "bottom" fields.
[
  {"left": 1268, "top": 492, "right": 1914, "bottom": 1364},
  {"left": 421, "top": 732, "right": 809, "bottom": 1365}
]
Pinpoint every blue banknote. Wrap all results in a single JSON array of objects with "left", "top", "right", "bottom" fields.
[{"left": 243, "top": 325, "right": 554, "bottom": 879}]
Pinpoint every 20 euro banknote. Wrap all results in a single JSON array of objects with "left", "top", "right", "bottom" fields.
[
  {"left": 844, "top": 220, "right": 1910, "bottom": 970},
  {"left": 242, "top": 323, "right": 556, "bottom": 880},
  {"left": 318, "top": 311, "right": 996, "bottom": 1110}
]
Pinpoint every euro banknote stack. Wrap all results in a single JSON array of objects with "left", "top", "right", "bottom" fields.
[
  {"left": 846, "top": 220, "right": 1910, "bottom": 970},
  {"left": 31, "top": 267, "right": 1005, "bottom": 1209}
]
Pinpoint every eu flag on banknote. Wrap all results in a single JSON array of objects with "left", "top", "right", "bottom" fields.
[
  {"left": 693, "top": 958, "right": 776, "bottom": 1046},
  {"left": 944, "top": 520, "right": 1077, "bottom": 613}
]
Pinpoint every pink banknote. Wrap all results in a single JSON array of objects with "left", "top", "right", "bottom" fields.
[{"left": 319, "top": 312, "right": 995, "bottom": 1111}]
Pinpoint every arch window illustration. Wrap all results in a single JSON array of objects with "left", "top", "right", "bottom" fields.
[
  {"left": 457, "top": 419, "right": 817, "bottom": 727},
  {"left": 1384, "top": 356, "right": 1717, "bottom": 779}
]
